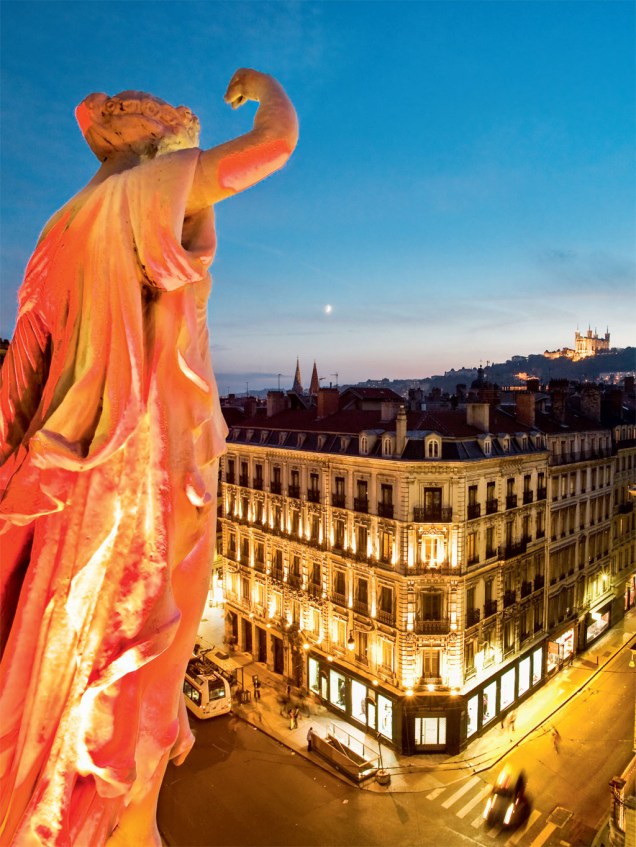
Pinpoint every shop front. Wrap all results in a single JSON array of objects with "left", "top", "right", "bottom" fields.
[
  {"left": 547, "top": 624, "right": 576, "bottom": 674},
  {"left": 307, "top": 653, "right": 400, "bottom": 749},
  {"left": 625, "top": 576, "right": 636, "bottom": 612},
  {"left": 584, "top": 602, "right": 612, "bottom": 646},
  {"left": 463, "top": 641, "right": 546, "bottom": 749}
]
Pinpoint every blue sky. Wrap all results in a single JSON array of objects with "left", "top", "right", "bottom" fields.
[{"left": 1, "top": 1, "right": 634, "bottom": 394}]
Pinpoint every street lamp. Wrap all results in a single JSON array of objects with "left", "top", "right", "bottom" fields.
[{"left": 347, "top": 631, "right": 355, "bottom": 651}]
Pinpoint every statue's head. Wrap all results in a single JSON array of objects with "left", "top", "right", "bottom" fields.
[{"left": 76, "top": 91, "right": 201, "bottom": 161}]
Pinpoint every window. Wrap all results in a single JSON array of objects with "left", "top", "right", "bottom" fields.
[
  {"left": 422, "top": 649, "right": 441, "bottom": 679},
  {"left": 486, "top": 526, "right": 495, "bottom": 557},
  {"left": 360, "top": 435, "right": 368, "bottom": 455},
  {"left": 379, "top": 584, "right": 393, "bottom": 615},
  {"left": 380, "top": 639, "right": 394, "bottom": 672},
  {"left": 468, "top": 485, "right": 478, "bottom": 506},
  {"left": 383, "top": 437, "right": 392, "bottom": 456},
  {"left": 226, "top": 459, "right": 235, "bottom": 483},
  {"left": 467, "top": 530, "right": 478, "bottom": 564},
  {"left": 381, "top": 484, "right": 393, "bottom": 505},
  {"left": 420, "top": 590, "right": 442, "bottom": 621},
  {"left": 273, "top": 466, "right": 281, "bottom": 484},
  {"left": 357, "top": 479, "right": 368, "bottom": 499},
  {"left": 380, "top": 531, "right": 392, "bottom": 563},
  {"left": 356, "top": 524, "right": 368, "bottom": 554},
  {"left": 356, "top": 578, "right": 368, "bottom": 607},
  {"left": 291, "top": 469, "right": 299, "bottom": 486},
  {"left": 335, "top": 476, "right": 345, "bottom": 496},
  {"left": 333, "top": 570, "right": 346, "bottom": 597},
  {"left": 310, "top": 515, "right": 320, "bottom": 541},
  {"left": 333, "top": 518, "right": 345, "bottom": 549},
  {"left": 424, "top": 487, "right": 442, "bottom": 518},
  {"left": 427, "top": 438, "right": 440, "bottom": 458},
  {"left": 311, "top": 563, "right": 321, "bottom": 587}
]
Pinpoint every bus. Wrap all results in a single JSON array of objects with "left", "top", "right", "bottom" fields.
[{"left": 183, "top": 654, "right": 232, "bottom": 719}]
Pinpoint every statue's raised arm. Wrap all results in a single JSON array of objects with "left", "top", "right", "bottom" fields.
[{"left": 189, "top": 68, "right": 299, "bottom": 210}]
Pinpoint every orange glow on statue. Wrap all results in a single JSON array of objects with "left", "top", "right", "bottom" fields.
[{"left": 0, "top": 69, "right": 297, "bottom": 845}]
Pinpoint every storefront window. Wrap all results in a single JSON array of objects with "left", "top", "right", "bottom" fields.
[
  {"left": 518, "top": 657, "right": 530, "bottom": 696},
  {"left": 586, "top": 611, "right": 609, "bottom": 643},
  {"left": 329, "top": 669, "right": 346, "bottom": 710},
  {"left": 414, "top": 717, "right": 446, "bottom": 746},
  {"left": 377, "top": 694, "right": 393, "bottom": 739},
  {"left": 482, "top": 681, "right": 497, "bottom": 724},
  {"left": 547, "top": 628, "right": 575, "bottom": 673},
  {"left": 532, "top": 647, "right": 543, "bottom": 685},
  {"left": 467, "top": 695, "right": 478, "bottom": 737},
  {"left": 351, "top": 680, "right": 367, "bottom": 723},
  {"left": 500, "top": 668, "right": 515, "bottom": 710},
  {"left": 308, "top": 658, "right": 320, "bottom": 695}
]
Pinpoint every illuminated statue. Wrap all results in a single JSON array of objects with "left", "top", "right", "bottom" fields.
[{"left": 0, "top": 69, "right": 297, "bottom": 845}]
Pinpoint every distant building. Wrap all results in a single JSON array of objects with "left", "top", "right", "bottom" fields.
[
  {"left": 545, "top": 326, "right": 611, "bottom": 361},
  {"left": 217, "top": 377, "right": 635, "bottom": 755}
]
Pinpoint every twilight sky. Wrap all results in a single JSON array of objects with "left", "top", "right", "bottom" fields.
[{"left": 1, "top": 1, "right": 634, "bottom": 394}]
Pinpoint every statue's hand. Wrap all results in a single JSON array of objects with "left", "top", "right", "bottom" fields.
[{"left": 224, "top": 68, "right": 268, "bottom": 109}]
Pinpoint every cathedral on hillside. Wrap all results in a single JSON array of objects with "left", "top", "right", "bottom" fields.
[{"left": 544, "top": 327, "right": 610, "bottom": 361}]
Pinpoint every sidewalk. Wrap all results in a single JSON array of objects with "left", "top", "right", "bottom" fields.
[{"left": 197, "top": 604, "right": 636, "bottom": 797}]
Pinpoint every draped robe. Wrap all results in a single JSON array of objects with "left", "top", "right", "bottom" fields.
[{"left": 0, "top": 147, "right": 227, "bottom": 845}]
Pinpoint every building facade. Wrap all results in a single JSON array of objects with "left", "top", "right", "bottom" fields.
[{"left": 218, "top": 382, "right": 635, "bottom": 755}]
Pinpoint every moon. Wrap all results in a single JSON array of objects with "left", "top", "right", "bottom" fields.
[{"left": 324, "top": 304, "right": 332, "bottom": 314}]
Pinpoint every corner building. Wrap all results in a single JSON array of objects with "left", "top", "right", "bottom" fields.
[{"left": 218, "top": 384, "right": 636, "bottom": 755}]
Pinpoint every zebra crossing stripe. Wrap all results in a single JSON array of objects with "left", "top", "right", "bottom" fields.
[
  {"left": 441, "top": 775, "right": 481, "bottom": 809},
  {"left": 425, "top": 787, "right": 446, "bottom": 801},
  {"left": 527, "top": 822, "right": 557, "bottom": 847},
  {"left": 456, "top": 785, "right": 489, "bottom": 819}
]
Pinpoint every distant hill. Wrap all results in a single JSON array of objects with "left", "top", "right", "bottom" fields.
[{"left": 354, "top": 347, "right": 636, "bottom": 396}]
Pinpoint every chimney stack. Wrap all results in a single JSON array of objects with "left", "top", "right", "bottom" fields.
[
  {"left": 515, "top": 392, "right": 536, "bottom": 428},
  {"left": 466, "top": 402, "right": 490, "bottom": 433},
  {"left": 395, "top": 406, "right": 407, "bottom": 454},
  {"left": 267, "top": 391, "right": 288, "bottom": 417},
  {"left": 549, "top": 379, "right": 569, "bottom": 423},
  {"left": 317, "top": 387, "right": 339, "bottom": 419},
  {"left": 580, "top": 383, "right": 601, "bottom": 422}
]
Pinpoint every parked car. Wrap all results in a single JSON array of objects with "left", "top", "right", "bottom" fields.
[{"left": 483, "top": 765, "right": 530, "bottom": 828}]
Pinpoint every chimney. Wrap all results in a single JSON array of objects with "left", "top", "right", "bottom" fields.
[
  {"left": 317, "top": 387, "right": 339, "bottom": 419},
  {"left": 549, "top": 379, "right": 568, "bottom": 423},
  {"left": 526, "top": 378, "right": 540, "bottom": 393},
  {"left": 267, "top": 391, "right": 288, "bottom": 417},
  {"left": 244, "top": 397, "right": 257, "bottom": 418},
  {"left": 624, "top": 376, "right": 635, "bottom": 396},
  {"left": 395, "top": 406, "right": 407, "bottom": 454},
  {"left": 515, "top": 392, "right": 535, "bottom": 428},
  {"left": 466, "top": 402, "right": 490, "bottom": 433},
  {"left": 602, "top": 387, "right": 624, "bottom": 421},
  {"left": 580, "top": 383, "right": 601, "bottom": 422}
]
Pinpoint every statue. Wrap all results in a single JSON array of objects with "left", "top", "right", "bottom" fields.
[{"left": 0, "top": 69, "right": 297, "bottom": 845}]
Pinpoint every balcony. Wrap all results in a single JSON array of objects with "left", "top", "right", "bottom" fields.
[
  {"left": 486, "top": 498, "right": 498, "bottom": 515},
  {"left": 376, "top": 609, "right": 395, "bottom": 626},
  {"left": 271, "top": 567, "right": 284, "bottom": 584},
  {"left": 484, "top": 599, "right": 497, "bottom": 618},
  {"left": 287, "top": 485, "right": 300, "bottom": 499},
  {"left": 270, "top": 481, "right": 282, "bottom": 495},
  {"left": 307, "top": 489, "right": 321, "bottom": 503},
  {"left": 467, "top": 555, "right": 480, "bottom": 566},
  {"left": 332, "top": 492, "right": 346, "bottom": 508},
  {"left": 466, "top": 608, "right": 480, "bottom": 628},
  {"left": 331, "top": 591, "right": 347, "bottom": 608},
  {"left": 413, "top": 619, "right": 450, "bottom": 635},
  {"left": 506, "top": 494, "right": 518, "bottom": 510},
  {"left": 253, "top": 478, "right": 263, "bottom": 491},
  {"left": 226, "top": 473, "right": 235, "bottom": 484},
  {"left": 523, "top": 491, "right": 534, "bottom": 505},
  {"left": 288, "top": 574, "right": 302, "bottom": 589},
  {"left": 503, "top": 590, "right": 516, "bottom": 608},
  {"left": 253, "top": 560, "right": 265, "bottom": 574},
  {"left": 352, "top": 600, "right": 369, "bottom": 615},
  {"left": 499, "top": 540, "right": 527, "bottom": 559},
  {"left": 307, "top": 583, "right": 322, "bottom": 598},
  {"left": 537, "top": 487, "right": 547, "bottom": 501},
  {"left": 354, "top": 496, "right": 369, "bottom": 513},
  {"left": 485, "top": 547, "right": 497, "bottom": 560},
  {"left": 467, "top": 503, "right": 481, "bottom": 520},
  {"left": 378, "top": 502, "right": 394, "bottom": 519},
  {"left": 238, "top": 474, "right": 249, "bottom": 487},
  {"left": 413, "top": 506, "right": 452, "bottom": 523}
]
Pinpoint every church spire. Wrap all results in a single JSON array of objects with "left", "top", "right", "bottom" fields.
[
  {"left": 292, "top": 357, "right": 303, "bottom": 394},
  {"left": 309, "top": 361, "right": 320, "bottom": 396}
]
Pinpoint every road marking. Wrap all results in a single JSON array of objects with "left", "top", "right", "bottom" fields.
[
  {"left": 505, "top": 810, "right": 542, "bottom": 845},
  {"left": 457, "top": 786, "right": 489, "bottom": 818},
  {"left": 441, "top": 775, "right": 481, "bottom": 808},
  {"left": 425, "top": 787, "right": 446, "bottom": 800},
  {"left": 527, "top": 822, "right": 557, "bottom": 847}
]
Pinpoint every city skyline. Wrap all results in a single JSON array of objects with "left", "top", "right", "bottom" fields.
[{"left": 2, "top": 1, "right": 634, "bottom": 395}]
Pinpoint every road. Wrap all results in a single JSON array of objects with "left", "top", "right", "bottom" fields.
[{"left": 158, "top": 645, "right": 634, "bottom": 847}]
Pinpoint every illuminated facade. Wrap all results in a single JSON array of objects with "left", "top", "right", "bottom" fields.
[{"left": 218, "top": 384, "right": 635, "bottom": 754}]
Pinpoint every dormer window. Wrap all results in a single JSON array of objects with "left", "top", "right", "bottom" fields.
[
  {"left": 483, "top": 437, "right": 492, "bottom": 456},
  {"left": 260, "top": 431, "right": 269, "bottom": 444},
  {"left": 383, "top": 437, "right": 392, "bottom": 457},
  {"left": 297, "top": 433, "right": 306, "bottom": 448},
  {"left": 360, "top": 435, "right": 368, "bottom": 455},
  {"left": 340, "top": 437, "right": 350, "bottom": 452},
  {"left": 317, "top": 435, "right": 326, "bottom": 449},
  {"left": 425, "top": 436, "right": 441, "bottom": 458},
  {"left": 278, "top": 432, "right": 286, "bottom": 445}
]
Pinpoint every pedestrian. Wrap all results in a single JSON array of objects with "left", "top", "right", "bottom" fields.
[
  {"left": 291, "top": 706, "right": 299, "bottom": 729},
  {"left": 551, "top": 726, "right": 561, "bottom": 753},
  {"left": 253, "top": 678, "right": 261, "bottom": 700},
  {"left": 307, "top": 726, "right": 313, "bottom": 751},
  {"left": 509, "top": 710, "right": 517, "bottom": 732},
  {"left": 500, "top": 712, "right": 506, "bottom": 730},
  {"left": 286, "top": 683, "right": 291, "bottom": 699},
  {"left": 288, "top": 707, "right": 294, "bottom": 730}
]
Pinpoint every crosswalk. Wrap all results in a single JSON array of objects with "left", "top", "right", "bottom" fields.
[{"left": 425, "top": 775, "right": 567, "bottom": 847}]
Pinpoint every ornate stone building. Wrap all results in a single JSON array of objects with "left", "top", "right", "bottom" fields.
[{"left": 217, "top": 381, "right": 635, "bottom": 755}]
